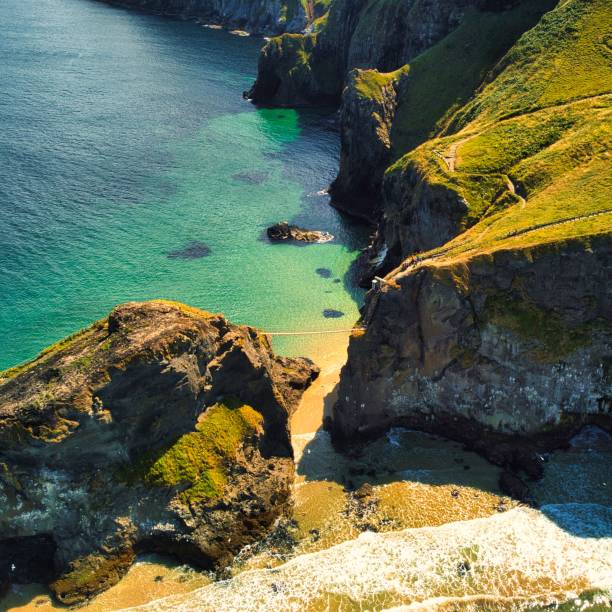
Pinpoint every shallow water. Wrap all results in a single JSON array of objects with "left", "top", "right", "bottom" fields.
[{"left": 0, "top": 0, "right": 367, "bottom": 371}]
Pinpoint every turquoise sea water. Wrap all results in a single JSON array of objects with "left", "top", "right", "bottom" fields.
[{"left": 0, "top": 0, "right": 367, "bottom": 370}]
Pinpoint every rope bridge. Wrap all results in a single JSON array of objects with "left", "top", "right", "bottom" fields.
[{"left": 262, "top": 328, "right": 366, "bottom": 337}]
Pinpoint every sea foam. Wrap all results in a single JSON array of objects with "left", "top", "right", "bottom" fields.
[{"left": 120, "top": 505, "right": 612, "bottom": 611}]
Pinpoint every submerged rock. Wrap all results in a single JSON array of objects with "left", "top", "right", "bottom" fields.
[
  {"left": 167, "top": 240, "right": 211, "bottom": 259},
  {"left": 232, "top": 170, "right": 268, "bottom": 185},
  {"left": 316, "top": 267, "right": 333, "bottom": 278},
  {"left": 323, "top": 309, "right": 345, "bottom": 319},
  {"left": 267, "top": 222, "right": 333, "bottom": 244},
  {"left": 0, "top": 300, "right": 318, "bottom": 604}
]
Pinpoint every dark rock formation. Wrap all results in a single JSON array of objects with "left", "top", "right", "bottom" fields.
[
  {"left": 323, "top": 0, "right": 612, "bottom": 476},
  {"left": 377, "top": 156, "right": 471, "bottom": 273},
  {"left": 315, "top": 267, "right": 332, "bottom": 278},
  {"left": 499, "top": 471, "right": 530, "bottom": 502},
  {"left": 323, "top": 309, "right": 344, "bottom": 318},
  {"left": 0, "top": 301, "right": 318, "bottom": 604},
  {"left": 249, "top": 0, "right": 485, "bottom": 106},
  {"left": 329, "top": 68, "right": 408, "bottom": 221},
  {"left": 267, "top": 221, "right": 333, "bottom": 243},
  {"left": 99, "top": 0, "right": 309, "bottom": 35},
  {"left": 333, "top": 237, "right": 612, "bottom": 466}
]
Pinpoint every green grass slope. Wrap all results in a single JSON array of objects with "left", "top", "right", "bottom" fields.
[
  {"left": 387, "top": 0, "right": 611, "bottom": 267},
  {"left": 391, "top": 0, "right": 558, "bottom": 155}
]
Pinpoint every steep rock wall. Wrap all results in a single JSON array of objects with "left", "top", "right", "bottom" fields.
[
  {"left": 329, "top": 67, "right": 408, "bottom": 221},
  {"left": 332, "top": 0, "right": 612, "bottom": 463},
  {"left": 249, "top": 0, "right": 484, "bottom": 105},
  {"left": 334, "top": 237, "right": 612, "bottom": 467}
]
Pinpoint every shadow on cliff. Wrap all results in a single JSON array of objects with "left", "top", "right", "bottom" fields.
[{"left": 295, "top": 390, "right": 612, "bottom": 540}]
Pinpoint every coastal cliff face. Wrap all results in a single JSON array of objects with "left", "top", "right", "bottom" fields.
[
  {"left": 101, "top": 0, "right": 313, "bottom": 34},
  {"left": 249, "top": 0, "right": 492, "bottom": 105},
  {"left": 332, "top": 0, "right": 557, "bottom": 220},
  {"left": 336, "top": 238, "right": 611, "bottom": 459},
  {"left": 0, "top": 301, "right": 317, "bottom": 603},
  {"left": 248, "top": 0, "right": 612, "bottom": 460},
  {"left": 329, "top": 67, "right": 408, "bottom": 220},
  {"left": 332, "top": 0, "right": 612, "bottom": 457}
]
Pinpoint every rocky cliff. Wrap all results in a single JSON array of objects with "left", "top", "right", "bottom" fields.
[
  {"left": 100, "top": 0, "right": 321, "bottom": 34},
  {"left": 329, "top": 67, "right": 408, "bottom": 220},
  {"left": 336, "top": 237, "right": 611, "bottom": 467},
  {"left": 249, "top": 0, "right": 491, "bottom": 105},
  {"left": 0, "top": 301, "right": 317, "bottom": 603},
  {"left": 248, "top": 0, "right": 612, "bottom": 467},
  {"left": 332, "top": 0, "right": 557, "bottom": 220},
  {"left": 332, "top": 0, "right": 612, "bottom": 464}
]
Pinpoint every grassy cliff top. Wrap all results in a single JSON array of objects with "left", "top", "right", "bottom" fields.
[
  {"left": 391, "top": 0, "right": 558, "bottom": 155},
  {"left": 387, "top": 0, "right": 611, "bottom": 269},
  {"left": 352, "top": 67, "right": 407, "bottom": 103}
]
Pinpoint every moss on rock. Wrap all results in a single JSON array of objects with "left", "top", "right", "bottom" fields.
[{"left": 125, "top": 399, "right": 264, "bottom": 504}]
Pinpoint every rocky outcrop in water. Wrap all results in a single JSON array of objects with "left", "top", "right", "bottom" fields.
[
  {"left": 267, "top": 221, "right": 333, "bottom": 243},
  {"left": 0, "top": 300, "right": 318, "bottom": 603},
  {"left": 100, "top": 0, "right": 310, "bottom": 34}
]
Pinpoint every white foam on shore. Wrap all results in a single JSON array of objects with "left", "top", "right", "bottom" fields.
[{"left": 120, "top": 505, "right": 612, "bottom": 611}]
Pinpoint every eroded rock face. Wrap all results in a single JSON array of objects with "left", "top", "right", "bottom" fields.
[
  {"left": 100, "top": 0, "right": 308, "bottom": 34},
  {"left": 380, "top": 158, "right": 470, "bottom": 267},
  {"left": 333, "top": 238, "right": 612, "bottom": 466},
  {"left": 249, "top": 0, "right": 484, "bottom": 106},
  {"left": 330, "top": 68, "right": 407, "bottom": 221},
  {"left": 0, "top": 301, "right": 318, "bottom": 603}
]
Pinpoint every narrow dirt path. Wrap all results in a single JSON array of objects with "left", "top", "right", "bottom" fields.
[
  {"left": 305, "top": 0, "right": 314, "bottom": 24},
  {"left": 396, "top": 209, "right": 612, "bottom": 275},
  {"left": 506, "top": 175, "right": 526, "bottom": 208},
  {"left": 442, "top": 141, "right": 459, "bottom": 172},
  {"left": 441, "top": 92, "right": 611, "bottom": 174}
]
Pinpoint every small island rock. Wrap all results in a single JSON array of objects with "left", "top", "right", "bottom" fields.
[{"left": 267, "top": 222, "right": 333, "bottom": 243}]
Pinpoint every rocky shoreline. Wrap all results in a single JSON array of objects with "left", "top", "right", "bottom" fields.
[{"left": 97, "top": 0, "right": 314, "bottom": 35}]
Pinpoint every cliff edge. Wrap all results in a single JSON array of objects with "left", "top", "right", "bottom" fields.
[
  {"left": 333, "top": 0, "right": 611, "bottom": 467},
  {"left": 248, "top": 0, "right": 612, "bottom": 469}
]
